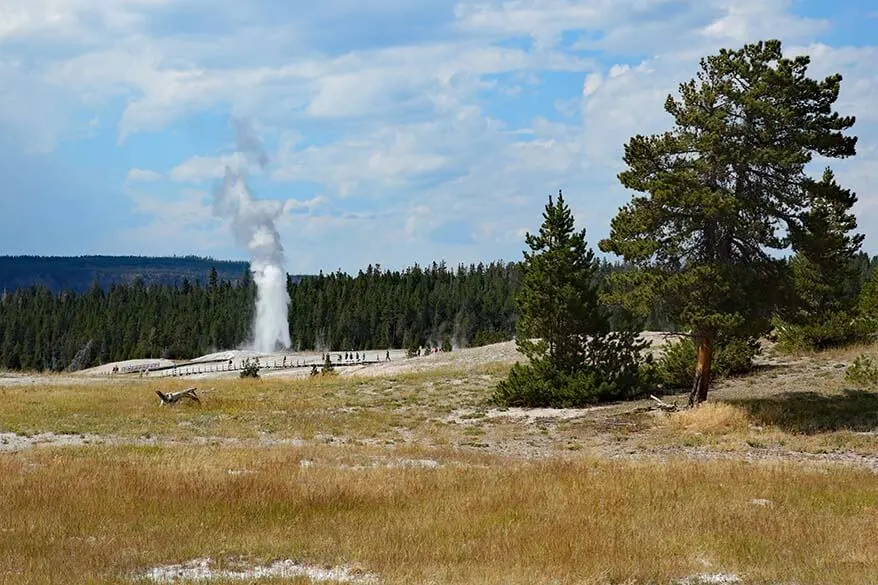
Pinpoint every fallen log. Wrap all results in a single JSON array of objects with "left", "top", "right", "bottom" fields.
[
  {"left": 650, "top": 394, "right": 678, "bottom": 412},
  {"left": 156, "top": 387, "right": 200, "bottom": 406}
]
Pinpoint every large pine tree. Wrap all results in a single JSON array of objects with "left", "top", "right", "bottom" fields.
[{"left": 599, "top": 40, "right": 857, "bottom": 405}]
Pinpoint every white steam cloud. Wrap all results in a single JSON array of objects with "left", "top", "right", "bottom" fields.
[{"left": 213, "top": 120, "right": 291, "bottom": 353}]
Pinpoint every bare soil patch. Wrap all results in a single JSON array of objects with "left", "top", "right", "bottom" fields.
[{"left": 139, "top": 557, "right": 379, "bottom": 583}]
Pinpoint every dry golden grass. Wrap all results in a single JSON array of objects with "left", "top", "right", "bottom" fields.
[
  {"left": 771, "top": 339, "right": 877, "bottom": 363},
  {"left": 0, "top": 367, "right": 498, "bottom": 444},
  {"left": 2, "top": 445, "right": 877, "bottom": 585},
  {"left": 634, "top": 390, "right": 878, "bottom": 457},
  {"left": 665, "top": 403, "right": 751, "bottom": 435},
  {"left": 3, "top": 345, "right": 878, "bottom": 584},
  {"left": 623, "top": 349, "right": 878, "bottom": 456}
]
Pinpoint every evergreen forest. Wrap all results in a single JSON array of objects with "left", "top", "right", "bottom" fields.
[
  {"left": 2, "top": 253, "right": 877, "bottom": 372},
  {"left": 0, "top": 261, "right": 524, "bottom": 371}
]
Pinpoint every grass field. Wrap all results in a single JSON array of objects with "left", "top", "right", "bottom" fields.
[{"left": 2, "top": 343, "right": 877, "bottom": 584}]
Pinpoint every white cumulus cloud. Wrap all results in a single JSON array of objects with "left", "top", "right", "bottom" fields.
[{"left": 1, "top": 0, "right": 876, "bottom": 269}]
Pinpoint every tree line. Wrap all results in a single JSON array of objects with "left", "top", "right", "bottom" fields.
[
  {"left": 7, "top": 242, "right": 737, "bottom": 372},
  {"left": 0, "top": 262, "right": 520, "bottom": 371},
  {"left": 3, "top": 245, "right": 877, "bottom": 374},
  {"left": 289, "top": 262, "right": 520, "bottom": 352}
]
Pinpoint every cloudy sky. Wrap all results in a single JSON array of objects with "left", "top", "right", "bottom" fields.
[{"left": 1, "top": 0, "right": 876, "bottom": 274}]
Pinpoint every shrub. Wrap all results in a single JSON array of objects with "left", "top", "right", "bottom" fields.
[
  {"left": 493, "top": 361, "right": 655, "bottom": 409},
  {"left": 845, "top": 354, "right": 878, "bottom": 386},
  {"left": 657, "top": 337, "right": 759, "bottom": 388},
  {"left": 492, "top": 361, "right": 613, "bottom": 408},
  {"left": 716, "top": 337, "right": 761, "bottom": 377},
  {"left": 493, "top": 361, "right": 557, "bottom": 407},
  {"left": 773, "top": 312, "right": 870, "bottom": 353},
  {"left": 493, "top": 332, "right": 656, "bottom": 408},
  {"left": 441, "top": 336, "right": 453, "bottom": 352},
  {"left": 657, "top": 339, "right": 695, "bottom": 389},
  {"left": 239, "top": 357, "right": 260, "bottom": 379}
]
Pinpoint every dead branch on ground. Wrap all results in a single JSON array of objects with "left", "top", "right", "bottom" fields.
[
  {"left": 649, "top": 394, "right": 678, "bottom": 412},
  {"left": 155, "top": 387, "right": 200, "bottom": 406}
]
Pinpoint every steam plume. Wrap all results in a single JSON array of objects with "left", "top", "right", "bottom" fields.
[
  {"left": 214, "top": 120, "right": 291, "bottom": 353},
  {"left": 233, "top": 118, "right": 270, "bottom": 169}
]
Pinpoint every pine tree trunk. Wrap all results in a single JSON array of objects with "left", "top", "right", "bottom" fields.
[{"left": 688, "top": 333, "right": 714, "bottom": 407}]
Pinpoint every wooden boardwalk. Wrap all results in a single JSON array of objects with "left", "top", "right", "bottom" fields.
[{"left": 102, "top": 356, "right": 388, "bottom": 378}]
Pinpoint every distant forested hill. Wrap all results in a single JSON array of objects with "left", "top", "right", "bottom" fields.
[{"left": 0, "top": 255, "right": 254, "bottom": 292}]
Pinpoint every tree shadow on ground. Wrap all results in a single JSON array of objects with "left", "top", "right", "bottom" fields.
[{"left": 729, "top": 388, "right": 878, "bottom": 434}]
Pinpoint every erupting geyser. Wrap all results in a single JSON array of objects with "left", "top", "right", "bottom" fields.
[{"left": 213, "top": 121, "right": 291, "bottom": 353}]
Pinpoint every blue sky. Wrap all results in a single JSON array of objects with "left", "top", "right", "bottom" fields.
[{"left": 1, "top": 0, "right": 876, "bottom": 274}]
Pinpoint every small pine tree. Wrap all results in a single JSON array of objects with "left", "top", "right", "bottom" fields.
[
  {"left": 776, "top": 168, "right": 867, "bottom": 350},
  {"left": 515, "top": 190, "right": 605, "bottom": 373},
  {"left": 494, "top": 191, "right": 653, "bottom": 407}
]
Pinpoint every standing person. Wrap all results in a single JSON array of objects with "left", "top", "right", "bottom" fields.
[{"left": 385, "top": 350, "right": 390, "bottom": 362}]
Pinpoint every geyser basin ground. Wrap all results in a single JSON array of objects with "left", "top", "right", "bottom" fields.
[{"left": 74, "top": 332, "right": 678, "bottom": 380}]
